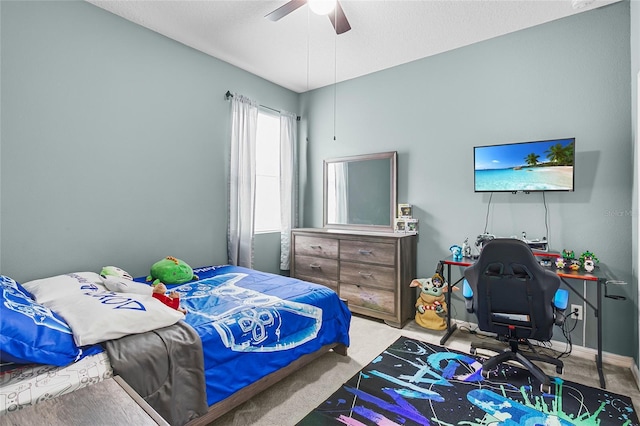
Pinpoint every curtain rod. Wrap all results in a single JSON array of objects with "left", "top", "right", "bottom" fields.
[{"left": 225, "top": 91, "right": 300, "bottom": 121}]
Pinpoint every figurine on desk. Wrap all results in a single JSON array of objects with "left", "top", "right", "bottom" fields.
[
  {"left": 580, "top": 251, "right": 599, "bottom": 272},
  {"left": 561, "top": 249, "right": 575, "bottom": 268},
  {"left": 449, "top": 245, "right": 463, "bottom": 262},
  {"left": 559, "top": 249, "right": 582, "bottom": 271},
  {"left": 462, "top": 238, "right": 472, "bottom": 258}
]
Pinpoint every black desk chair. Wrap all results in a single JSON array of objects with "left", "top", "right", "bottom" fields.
[{"left": 462, "top": 238, "right": 568, "bottom": 392}]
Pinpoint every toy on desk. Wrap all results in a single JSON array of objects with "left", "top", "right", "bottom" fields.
[
  {"left": 555, "top": 258, "right": 566, "bottom": 269},
  {"left": 579, "top": 251, "right": 599, "bottom": 272},
  {"left": 560, "top": 249, "right": 580, "bottom": 271},
  {"left": 539, "top": 258, "right": 553, "bottom": 267},
  {"left": 410, "top": 273, "right": 449, "bottom": 330},
  {"left": 462, "top": 238, "right": 472, "bottom": 258},
  {"left": 569, "top": 259, "right": 581, "bottom": 271},
  {"left": 449, "top": 245, "right": 463, "bottom": 262},
  {"left": 475, "top": 233, "right": 495, "bottom": 250},
  {"left": 562, "top": 249, "right": 575, "bottom": 261}
]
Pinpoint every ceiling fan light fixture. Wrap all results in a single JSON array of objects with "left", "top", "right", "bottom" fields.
[
  {"left": 308, "top": 0, "right": 336, "bottom": 16},
  {"left": 571, "top": 0, "right": 594, "bottom": 9}
]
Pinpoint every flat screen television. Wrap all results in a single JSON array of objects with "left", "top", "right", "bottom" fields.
[{"left": 474, "top": 137, "right": 575, "bottom": 192}]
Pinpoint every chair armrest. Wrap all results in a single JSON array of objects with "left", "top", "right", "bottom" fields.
[
  {"left": 553, "top": 288, "right": 569, "bottom": 326},
  {"left": 553, "top": 288, "right": 569, "bottom": 310},
  {"left": 462, "top": 279, "right": 474, "bottom": 313}
]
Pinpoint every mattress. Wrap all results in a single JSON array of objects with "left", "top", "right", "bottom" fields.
[{"left": 0, "top": 351, "right": 112, "bottom": 416}]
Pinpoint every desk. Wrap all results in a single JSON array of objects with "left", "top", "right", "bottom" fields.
[{"left": 437, "top": 253, "right": 621, "bottom": 389}]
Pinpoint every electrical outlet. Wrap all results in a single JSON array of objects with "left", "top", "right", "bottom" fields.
[{"left": 571, "top": 304, "right": 583, "bottom": 321}]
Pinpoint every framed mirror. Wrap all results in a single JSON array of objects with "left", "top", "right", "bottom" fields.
[{"left": 323, "top": 151, "right": 397, "bottom": 232}]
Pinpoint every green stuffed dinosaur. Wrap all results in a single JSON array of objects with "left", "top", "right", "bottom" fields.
[{"left": 146, "top": 256, "right": 198, "bottom": 285}]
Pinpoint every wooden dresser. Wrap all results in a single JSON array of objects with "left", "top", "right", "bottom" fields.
[{"left": 291, "top": 228, "right": 417, "bottom": 328}]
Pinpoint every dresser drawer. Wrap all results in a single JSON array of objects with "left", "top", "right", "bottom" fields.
[
  {"left": 340, "top": 283, "right": 396, "bottom": 315},
  {"left": 340, "top": 240, "right": 395, "bottom": 265},
  {"left": 294, "top": 255, "right": 338, "bottom": 281},
  {"left": 295, "top": 235, "right": 339, "bottom": 259},
  {"left": 296, "top": 275, "right": 338, "bottom": 293},
  {"left": 340, "top": 261, "right": 396, "bottom": 290}
]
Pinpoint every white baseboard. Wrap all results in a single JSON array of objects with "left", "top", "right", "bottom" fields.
[
  {"left": 453, "top": 320, "right": 635, "bottom": 369},
  {"left": 632, "top": 361, "right": 640, "bottom": 389},
  {"left": 552, "top": 339, "right": 634, "bottom": 368}
]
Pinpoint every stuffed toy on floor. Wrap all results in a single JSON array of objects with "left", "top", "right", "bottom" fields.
[{"left": 410, "top": 273, "right": 448, "bottom": 330}]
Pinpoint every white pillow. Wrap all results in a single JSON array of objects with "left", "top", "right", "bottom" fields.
[{"left": 23, "top": 272, "right": 184, "bottom": 346}]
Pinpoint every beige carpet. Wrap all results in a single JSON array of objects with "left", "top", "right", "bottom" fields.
[{"left": 211, "top": 315, "right": 640, "bottom": 425}]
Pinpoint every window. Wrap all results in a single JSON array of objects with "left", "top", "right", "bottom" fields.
[{"left": 254, "top": 110, "right": 281, "bottom": 233}]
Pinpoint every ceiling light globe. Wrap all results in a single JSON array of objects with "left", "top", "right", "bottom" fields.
[
  {"left": 571, "top": 0, "right": 595, "bottom": 9},
  {"left": 308, "top": 0, "right": 336, "bottom": 16}
]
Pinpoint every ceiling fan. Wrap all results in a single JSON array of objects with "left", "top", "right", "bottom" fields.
[{"left": 265, "top": 0, "right": 352, "bottom": 35}]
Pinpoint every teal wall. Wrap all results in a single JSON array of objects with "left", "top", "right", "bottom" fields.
[
  {"left": 1, "top": 0, "right": 636, "bottom": 359},
  {"left": 300, "top": 2, "right": 635, "bottom": 357},
  {"left": 0, "top": 1, "right": 297, "bottom": 280}
]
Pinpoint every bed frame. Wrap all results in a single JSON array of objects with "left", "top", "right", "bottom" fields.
[{"left": 186, "top": 342, "right": 348, "bottom": 425}]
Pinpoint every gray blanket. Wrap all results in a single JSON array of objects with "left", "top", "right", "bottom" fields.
[{"left": 103, "top": 320, "right": 208, "bottom": 425}]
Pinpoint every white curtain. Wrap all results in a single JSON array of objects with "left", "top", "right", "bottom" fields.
[
  {"left": 335, "top": 162, "right": 348, "bottom": 223},
  {"left": 279, "top": 111, "right": 298, "bottom": 270},
  {"left": 228, "top": 93, "right": 258, "bottom": 268}
]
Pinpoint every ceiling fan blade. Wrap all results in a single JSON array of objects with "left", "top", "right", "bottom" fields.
[
  {"left": 265, "top": 0, "right": 308, "bottom": 21},
  {"left": 328, "top": 0, "right": 351, "bottom": 34}
]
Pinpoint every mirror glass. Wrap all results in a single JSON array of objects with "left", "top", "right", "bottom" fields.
[{"left": 323, "top": 151, "right": 397, "bottom": 232}]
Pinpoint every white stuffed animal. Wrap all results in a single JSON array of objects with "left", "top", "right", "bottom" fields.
[{"left": 100, "top": 266, "right": 152, "bottom": 296}]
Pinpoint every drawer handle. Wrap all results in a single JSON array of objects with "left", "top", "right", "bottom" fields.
[
  {"left": 310, "top": 245, "right": 322, "bottom": 249},
  {"left": 310, "top": 263, "right": 322, "bottom": 269},
  {"left": 358, "top": 249, "right": 373, "bottom": 255},
  {"left": 359, "top": 272, "right": 373, "bottom": 277}
]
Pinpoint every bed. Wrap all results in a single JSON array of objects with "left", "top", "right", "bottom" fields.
[{"left": 0, "top": 265, "right": 352, "bottom": 425}]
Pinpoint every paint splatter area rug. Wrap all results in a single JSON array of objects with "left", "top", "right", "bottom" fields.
[{"left": 297, "top": 336, "right": 639, "bottom": 425}]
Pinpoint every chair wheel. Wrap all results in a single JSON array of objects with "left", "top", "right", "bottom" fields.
[
  {"left": 540, "top": 383, "right": 552, "bottom": 394},
  {"left": 481, "top": 369, "right": 490, "bottom": 379}
]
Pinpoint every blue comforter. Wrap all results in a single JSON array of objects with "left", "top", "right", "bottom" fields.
[{"left": 163, "top": 265, "right": 351, "bottom": 407}]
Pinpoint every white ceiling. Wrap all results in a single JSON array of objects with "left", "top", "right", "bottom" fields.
[{"left": 87, "top": 0, "right": 620, "bottom": 93}]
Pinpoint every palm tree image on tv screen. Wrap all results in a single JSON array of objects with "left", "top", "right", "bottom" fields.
[{"left": 474, "top": 138, "right": 575, "bottom": 192}]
